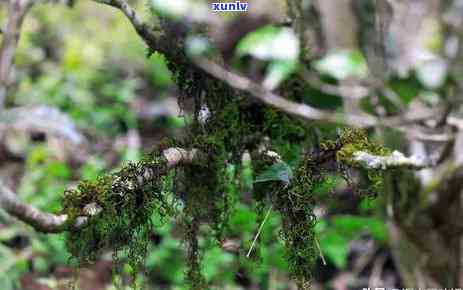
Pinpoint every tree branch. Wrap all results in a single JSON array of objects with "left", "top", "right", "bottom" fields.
[
  {"left": 0, "top": 181, "right": 72, "bottom": 233},
  {"left": 93, "top": 0, "right": 159, "bottom": 51},
  {"left": 0, "top": 147, "right": 199, "bottom": 233},
  {"left": 92, "top": 0, "right": 430, "bottom": 130},
  {"left": 0, "top": 0, "right": 34, "bottom": 109},
  {"left": 194, "top": 58, "right": 379, "bottom": 127},
  {"left": 0, "top": 140, "right": 429, "bottom": 232},
  {"left": 91, "top": 0, "right": 382, "bottom": 127},
  {"left": 352, "top": 150, "right": 432, "bottom": 170}
]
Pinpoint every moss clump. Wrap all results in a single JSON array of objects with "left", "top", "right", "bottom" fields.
[
  {"left": 253, "top": 128, "right": 390, "bottom": 289},
  {"left": 182, "top": 215, "right": 207, "bottom": 290},
  {"left": 134, "top": 16, "right": 395, "bottom": 289},
  {"left": 62, "top": 150, "right": 177, "bottom": 286},
  {"left": 336, "top": 128, "right": 391, "bottom": 194},
  {"left": 335, "top": 128, "right": 391, "bottom": 164},
  {"left": 273, "top": 156, "right": 318, "bottom": 290},
  {"left": 176, "top": 139, "right": 229, "bottom": 289}
]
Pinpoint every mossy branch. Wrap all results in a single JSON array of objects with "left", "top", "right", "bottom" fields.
[
  {"left": 92, "top": 0, "right": 405, "bottom": 128},
  {"left": 351, "top": 150, "right": 432, "bottom": 170},
  {"left": 0, "top": 139, "right": 430, "bottom": 233},
  {"left": 0, "top": 147, "right": 199, "bottom": 233}
]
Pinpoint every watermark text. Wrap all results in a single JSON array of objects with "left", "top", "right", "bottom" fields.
[{"left": 211, "top": 1, "right": 249, "bottom": 12}]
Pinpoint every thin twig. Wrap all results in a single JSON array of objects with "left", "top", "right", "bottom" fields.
[
  {"left": 247, "top": 205, "right": 273, "bottom": 258},
  {"left": 314, "top": 235, "right": 327, "bottom": 266},
  {"left": 92, "top": 0, "right": 380, "bottom": 127}
]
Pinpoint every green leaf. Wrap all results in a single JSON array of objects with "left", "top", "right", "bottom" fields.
[
  {"left": 202, "top": 247, "right": 234, "bottom": 281},
  {"left": 237, "top": 26, "right": 300, "bottom": 89},
  {"left": 254, "top": 162, "right": 293, "bottom": 186},
  {"left": 314, "top": 50, "right": 368, "bottom": 80},
  {"left": 319, "top": 231, "right": 350, "bottom": 269},
  {"left": 148, "top": 52, "right": 173, "bottom": 87},
  {"left": 237, "top": 26, "right": 299, "bottom": 60},
  {"left": 316, "top": 215, "right": 388, "bottom": 269},
  {"left": 228, "top": 203, "right": 257, "bottom": 233},
  {"left": 332, "top": 215, "right": 388, "bottom": 242},
  {"left": 46, "top": 161, "right": 71, "bottom": 179},
  {"left": 33, "top": 256, "right": 50, "bottom": 273},
  {"left": 263, "top": 59, "right": 299, "bottom": 90},
  {"left": 389, "top": 77, "right": 421, "bottom": 105}
]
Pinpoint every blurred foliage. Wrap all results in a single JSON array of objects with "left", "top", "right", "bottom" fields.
[
  {"left": 236, "top": 26, "right": 300, "bottom": 89},
  {"left": 316, "top": 214, "right": 387, "bottom": 269},
  {"left": 314, "top": 50, "right": 369, "bottom": 80}
]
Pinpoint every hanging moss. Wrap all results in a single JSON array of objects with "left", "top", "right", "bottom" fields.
[
  {"left": 248, "top": 128, "right": 391, "bottom": 289},
  {"left": 182, "top": 215, "right": 207, "bottom": 290},
  {"left": 162, "top": 34, "right": 386, "bottom": 289},
  {"left": 62, "top": 149, "right": 177, "bottom": 287},
  {"left": 274, "top": 156, "right": 318, "bottom": 290},
  {"left": 59, "top": 14, "right": 395, "bottom": 288}
]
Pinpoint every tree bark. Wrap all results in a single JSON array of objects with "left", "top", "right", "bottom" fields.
[{"left": 0, "top": 0, "right": 32, "bottom": 109}]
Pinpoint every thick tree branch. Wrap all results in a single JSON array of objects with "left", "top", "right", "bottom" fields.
[
  {"left": 0, "top": 147, "right": 199, "bottom": 233},
  {"left": 0, "top": 181, "right": 72, "bottom": 233}
]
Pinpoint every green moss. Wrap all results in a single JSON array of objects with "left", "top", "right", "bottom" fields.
[
  {"left": 62, "top": 150, "right": 176, "bottom": 287},
  {"left": 251, "top": 128, "right": 390, "bottom": 289},
  {"left": 61, "top": 21, "right": 395, "bottom": 289},
  {"left": 334, "top": 128, "right": 391, "bottom": 195},
  {"left": 274, "top": 156, "right": 318, "bottom": 289},
  {"left": 165, "top": 46, "right": 383, "bottom": 290},
  {"left": 182, "top": 215, "right": 207, "bottom": 290},
  {"left": 335, "top": 128, "right": 391, "bottom": 164}
]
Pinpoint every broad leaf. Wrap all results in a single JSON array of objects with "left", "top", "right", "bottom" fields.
[
  {"left": 254, "top": 162, "right": 293, "bottom": 186},
  {"left": 314, "top": 50, "right": 368, "bottom": 80},
  {"left": 237, "top": 26, "right": 300, "bottom": 89}
]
